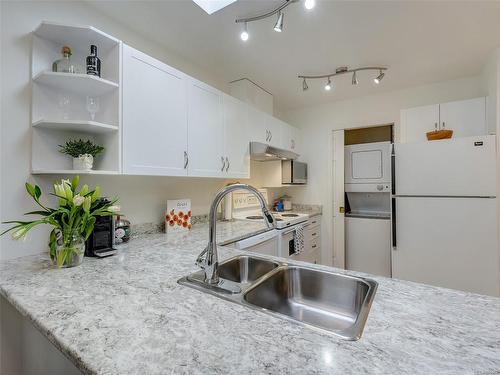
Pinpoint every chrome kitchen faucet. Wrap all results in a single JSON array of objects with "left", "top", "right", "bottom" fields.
[{"left": 195, "top": 183, "right": 276, "bottom": 292}]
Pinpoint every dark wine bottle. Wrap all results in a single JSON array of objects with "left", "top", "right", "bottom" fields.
[{"left": 86, "top": 45, "right": 101, "bottom": 77}]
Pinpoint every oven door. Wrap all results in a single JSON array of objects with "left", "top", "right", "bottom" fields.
[{"left": 279, "top": 229, "right": 299, "bottom": 258}]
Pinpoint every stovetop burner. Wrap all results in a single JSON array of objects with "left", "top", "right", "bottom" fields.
[
  {"left": 246, "top": 215, "right": 264, "bottom": 220},
  {"left": 281, "top": 213, "right": 299, "bottom": 217}
]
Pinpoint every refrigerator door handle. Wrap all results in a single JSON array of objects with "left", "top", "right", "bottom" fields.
[{"left": 392, "top": 197, "right": 397, "bottom": 249}]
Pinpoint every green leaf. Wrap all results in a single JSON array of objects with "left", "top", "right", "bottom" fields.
[
  {"left": 34, "top": 185, "right": 42, "bottom": 199},
  {"left": 25, "top": 183, "right": 36, "bottom": 198},
  {"left": 71, "top": 175, "right": 79, "bottom": 191},
  {"left": 84, "top": 216, "right": 96, "bottom": 240},
  {"left": 24, "top": 210, "right": 52, "bottom": 216}
]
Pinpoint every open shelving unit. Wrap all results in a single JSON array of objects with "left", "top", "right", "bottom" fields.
[
  {"left": 32, "top": 119, "right": 118, "bottom": 134},
  {"left": 31, "top": 21, "right": 122, "bottom": 175}
]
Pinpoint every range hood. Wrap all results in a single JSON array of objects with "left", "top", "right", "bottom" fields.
[{"left": 250, "top": 142, "right": 299, "bottom": 161}]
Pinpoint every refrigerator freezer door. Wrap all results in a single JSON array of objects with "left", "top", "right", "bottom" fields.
[
  {"left": 346, "top": 216, "right": 392, "bottom": 277},
  {"left": 393, "top": 197, "right": 499, "bottom": 296},
  {"left": 395, "top": 135, "right": 496, "bottom": 197}
]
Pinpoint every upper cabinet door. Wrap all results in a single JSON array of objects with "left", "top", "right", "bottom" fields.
[
  {"left": 247, "top": 106, "right": 268, "bottom": 144},
  {"left": 282, "top": 124, "right": 301, "bottom": 154},
  {"left": 223, "top": 94, "right": 250, "bottom": 178},
  {"left": 265, "top": 114, "right": 283, "bottom": 148},
  {"left": 439, "top": 97, "right": 486, "bottom": 138},
  {"left": 289, "top": 126, "right": 301, "bottom": 154},
  {"left": 401, "top": 104, "right": 439, "bottom": 143},
  {"left": 122, "top": 45, "right": 188, "bottom": 176},
  {"left": 187, "top": 78, "right": 225, "bottom": 177}
]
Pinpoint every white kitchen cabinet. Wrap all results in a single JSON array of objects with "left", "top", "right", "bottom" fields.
[
  {"left": 187, "top": 78, "right": 225, "bottom": 177},
  {"left": 247, "top": 107, "right": 284, "bottom": 148},
  {"left": 222, "top": 94, "right": 250, "bottom": 178},
  {"left": 401, "top": 97, "right": 488, "bottom": 143},
  {"left": 265, "top": 115, "right": 284, "bottom": 148},
  {"left": 401, "top": 104, "right": 439, "bottom": 143},
  {"left": 283, "top": 125, "right": 301, "bottom": 154},
  {"left": 122, "top": 45, "right": 188, "bottom": 176},
  {"left": 247, "top": 106, "right": 269, "bottom": 144},
  {"left": 439, "top": 97, "right": 486, "bottom": 138}
]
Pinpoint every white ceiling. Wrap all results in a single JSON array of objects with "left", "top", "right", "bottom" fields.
[{"left": 87, "top": 0, "right": 500, "bottom": 111}]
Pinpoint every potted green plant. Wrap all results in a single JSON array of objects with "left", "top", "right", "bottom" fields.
[
  {"left": 59, "top": 139, "right": 104, "bottom": 171},
  {"left": 1, "top": 176, "right": 119, "bottom": 268}
]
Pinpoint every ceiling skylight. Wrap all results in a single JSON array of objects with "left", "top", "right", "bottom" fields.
[{"left": 192, "top": 0, "right": 238, "bottom": 14}]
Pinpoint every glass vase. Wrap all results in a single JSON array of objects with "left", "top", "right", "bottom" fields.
[{"left": 54, "top": 231, "right": 85, "bottom": 268}]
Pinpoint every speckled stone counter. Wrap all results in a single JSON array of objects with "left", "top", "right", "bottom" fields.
[{"left": 1, "top": 220, "right": 499, "bottom": 375}]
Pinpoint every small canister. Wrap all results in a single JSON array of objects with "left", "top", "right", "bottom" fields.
[
  {"left": 115, "top": 216, "right": 131, "bottom": 244},
  {"left": 282, "top": 195, "right": 292, "bottom": 211}
]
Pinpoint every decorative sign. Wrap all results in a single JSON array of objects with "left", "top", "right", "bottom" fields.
[{"left": 165, "top": 199, "right": 192, "bottom": 232}]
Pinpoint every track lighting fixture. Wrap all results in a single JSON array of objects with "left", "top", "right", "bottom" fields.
[
  {"left": 302, "top": 78, "right": 308, "bottom": 91},
  {"left": 374, "top": 70, "right": 385, "bottom": 84},
  {"left": 236, "top": 0, "right": 311, "bottom": 40},
  {"left": 352, "top": 71, "right": 358, "bottom": 85},
  {"left": 304, "top": 0, "right": 315, "bottom": 10},
  {"left": 240, "top": 22, "right": 249, "bottom": 41},
  {"left": 324, "top": 77, "right": 332, "bottom": 91},
  {"left": 298, "top": 66, "right": 388, "bottom": 92},
  {"left": 274, "top": 11, "right": 284, "bottom": 32}
]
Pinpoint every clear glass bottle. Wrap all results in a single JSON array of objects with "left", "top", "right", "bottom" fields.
[{"left": 52, "top": 46, "right": 75, "bottom": 74}]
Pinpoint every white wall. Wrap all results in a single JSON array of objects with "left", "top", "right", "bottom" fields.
[
  {"left": 0, "top": 1, "right": 235, "bottom": 260},
  {"left": 282, "top": 75, "right": 487, "bottom": 266}
]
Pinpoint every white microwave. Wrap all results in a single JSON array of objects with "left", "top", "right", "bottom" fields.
[{"left": 282, "top": 160, "right": 307, "bottom": 185}]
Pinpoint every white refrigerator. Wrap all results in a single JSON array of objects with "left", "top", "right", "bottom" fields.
[{"left": 393, "top": 135, "right": 499, "bottom": 296}]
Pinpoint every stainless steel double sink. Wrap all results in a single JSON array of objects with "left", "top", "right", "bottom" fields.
[{"left": 178, "top": 255, "right": 378, "bottom": 340}]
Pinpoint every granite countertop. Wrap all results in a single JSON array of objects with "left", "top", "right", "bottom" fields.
[{"left": 1, "top": 220, "right": 500, "bottom": 375}]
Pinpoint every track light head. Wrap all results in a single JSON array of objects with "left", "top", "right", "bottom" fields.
[
  {"left": 274, "top": 11, "right": 284, "bottom": 32},
  {"left": 352, "top": 71, "right": 358, "bottom": 85},
  {"left": 302, "top": 78, "right": 308, "bottom": 91},
  {"left": 374, "top": 70, "right": 385, "bottom": 84},
  {"left": 240, "top": 22, "right": 249, "bottom": 41},
  {"left": 324, "top": 77, "right": 332, "bottom": 91},
  {"left": 304, "top": 0, "right": 315, "bottom": 10}
]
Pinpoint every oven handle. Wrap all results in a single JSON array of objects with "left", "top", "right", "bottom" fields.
[{"left": 282, "top": 228, "right": 296, "bottom": 235}]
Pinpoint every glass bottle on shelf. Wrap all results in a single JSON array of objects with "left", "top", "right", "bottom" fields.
[
  {"left": 52, "top": 46, "right": 75, "bottom": 74},
  {"left": 86, "top": 45, "right": 101, "bottom": 77}
]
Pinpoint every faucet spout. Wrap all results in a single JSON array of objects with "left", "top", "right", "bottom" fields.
[{"left": 196, "top": 183, "right": 276, "bottom": 286}]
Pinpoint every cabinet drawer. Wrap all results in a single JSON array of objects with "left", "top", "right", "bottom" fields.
[
  {"left": 307, "top": 215, "right": 321, "bottom": 228},
  {"left": 309, "top": 237, "right": 320, "bottom": 251},
  {"left": 306, "top": 227, "right": 320, "bottom": 241}
]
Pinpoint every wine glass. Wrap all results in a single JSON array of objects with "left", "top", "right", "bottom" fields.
[
  {"left": 58, "top": 94, "right": 71, "bottom": 120},
  {"left": 86, "top": 96, "right": 100, "bottom": 121}
]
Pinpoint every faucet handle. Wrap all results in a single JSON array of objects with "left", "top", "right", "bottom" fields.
[{"left": 196, "top": 245, "right": 208, "bottom": 268}]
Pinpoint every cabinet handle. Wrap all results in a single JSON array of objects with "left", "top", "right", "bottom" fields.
[
  {"left": 221, "top": 156, "right": 225, "bottom": 172},
  {"left": 265, "top": 130, "right": 269, "bottom": 141},
  {"left": 434, "top": 122, "right": 438, "bottom": 130},
  {"left": 312, "top": 232, "right": 317, "bottom": 236},
  {"left": 291, "top": 139, "right": 295, "bottom": 149},
  {"left": 184, "top": 151, "right": 189, "bottom": 169},
  {"left": 442, "top": 121, "right": 445, "bottom": 129},
  {"left": 225, "top": 157, "right": 229, "bottom": 172},
  {"left": 312, "top": 244, "right": 317, "bottom": 248},
  {"left": 269, "top": 131, "right": 272, "bottom": 141}
]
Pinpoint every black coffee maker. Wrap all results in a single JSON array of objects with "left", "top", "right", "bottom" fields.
[{"left": 85, "top": 198, "right": 117, "bottom": 258}]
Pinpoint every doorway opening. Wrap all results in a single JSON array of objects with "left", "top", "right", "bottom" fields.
[{"left": 331, "top": 123, "right": 394, "bottom": 273}]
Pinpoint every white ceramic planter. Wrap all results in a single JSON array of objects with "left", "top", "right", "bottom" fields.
[{"left": 73, "top": 154, "right": 94, "bottom": 171}]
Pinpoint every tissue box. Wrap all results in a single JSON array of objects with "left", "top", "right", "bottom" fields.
[{"left": 165, "top": 199, "right": 192, "bottom": 232}]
